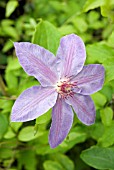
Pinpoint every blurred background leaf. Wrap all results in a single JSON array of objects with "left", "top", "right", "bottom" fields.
[
  {"left": 5, "top": 0, "right": 18, "bottom": 18},
  {"left": 0, "top": 0, "right": 114, "bottom": 169}
]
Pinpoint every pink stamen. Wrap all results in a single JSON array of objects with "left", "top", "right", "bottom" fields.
[{"left": 56, "top": 78, "right": 77, "bottom": 99}]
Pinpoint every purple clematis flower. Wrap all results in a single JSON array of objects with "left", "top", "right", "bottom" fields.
[{"left": 11, "top": 34, "right": 105, "bottom": 148}]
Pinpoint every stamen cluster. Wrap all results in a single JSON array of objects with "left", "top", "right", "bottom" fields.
[{"left": 56, "top": 78, "right": 75, "bottom": 98}]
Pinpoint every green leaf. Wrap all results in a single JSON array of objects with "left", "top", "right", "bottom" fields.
[
  {"left": 87, "top": 11, "right": 104, "bottom": 30},
  {"left": 18, "top": 150, "right": 37, "bottom": 170},
  {"left": 59, "top": 126, "right": 87, "bottom": 151},
  {"left": 101, "top": 0, "right": 114, "bottom": 21},
  {"left": 18, "top": 77, "right": 39, "bottom": 95},
  {"left": 3, "top": 26, "right": 18, "bottom": 39},
  {"left": 18, "top": 126, "right": 44, "bottom": 142},
  {"left": 36, "top": 109, "right": 51, "bottom": 124},
  {"left": 86, "top": 43, "right": 114, "bottom": 64},
  {"left": 32, "top": 20, "right": 61, "bottom": 54},
  {"left": 2, "top": 40, "right": 14, "bottom": 52},
  {"left": 35, "top": 126, "right": 87, "bottom": 155},
  {"left": 100, "top": 107, "right": 113, "bottom": 126},
  {"left": 4, "top": 127, "right": 16, "bottom": 139},
  {"left": 87, "top": 11, "right": 100, "bottom": 24},
  {"left": 98, "top": 121, "right": 114, "bottom": 147},
  {"left": 0, "top": 114, "right": 8, "bottom": 139},
  {"left": 6, "top": 57, "right": 21, "bottom": 71},
  {"left": 91, "top": 92, "right": 107, "bottom": 109},
  {"left": 100, "top": 85, "right": 113, "bottom": 101},
  {"left": 0, "top": 99, "right": 13, "bottom": 114},
  {"left": 43, "top": 160, "right": 63, "bottom": 170},
  {"left": 5, "top": 57, "right": 21, "bottom": 89},
  {"left": 50, "top": 153, "right": 74, "bottom": 170},
  {"left": 88, "top": 123, "right": 104, "bottom": 140},
  {"left": 5, "top": 71, "right": 18, "bottom": 89},
  {"left": 108, "top": 31, "right": 114, "bottom": 47},
  {"left": 59, "top": 25, "right": 76, "bottom": 36},
  {"left": 0, "top": 138, "right": 18, "bottom": 161},
  {"left": 6, "top": 0, "right": 18, "bottom": 17},
  {"left": 0, "top": 147, "right": 14, "bottom": 159},
  {"left": 80, "top": 146, "right": 114, "bottom": 169},
  {"left": 72, "top": 16, "right": 88, "bottom": 33},
  {"left": 103, "top": 63, "right": 114, "bottom": 83},
  {"left": 83, "top": 0, "right": 105, "bottom": 12},
  {"left": 1, "top": 19, "right": 18, "bottom": 39},
  {"left": 10, "top": 122, "right": 22, "bottom": 132}
]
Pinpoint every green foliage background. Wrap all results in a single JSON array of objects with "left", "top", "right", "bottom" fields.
[{"left": 0, "top": 0, "right": 114, "bottom": 169}]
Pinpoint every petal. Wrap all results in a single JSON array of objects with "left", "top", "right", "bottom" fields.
[
  {"left": 56, "top": 34, "right": 86, "bottom": 78},
  {"left": 66, "top": 94, "right": 95, "bottom": 125},
  {"left": 73, "top": 64, "right": 105, "bottom": 95},
  {"left": 49, "top": 98, "right": 73, "bottom": 148},
  {"left": 11, "top": 86, "right": 58, "bottom": 122},
  {"left": 14, "top": 42, "right": 58, "bottom": 86}
]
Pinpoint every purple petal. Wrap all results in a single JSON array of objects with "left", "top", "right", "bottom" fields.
[
  {"left": 73, "top": 64, "right": 105, "bottom": 95},
  {"left": 11, "top": 86, "right": 58, "bottom": 122},
  {"left": 49, "top": 98, "right": 73, "bottom": 148},
  {"left": 56, "top": 34, "right": 86, "bottom": 78},
  {"left": 66, "top": 94, "right": 95, "bottom": 125},
  {"left": 14, "top": 42, "right": 58, "bottom": 86}
]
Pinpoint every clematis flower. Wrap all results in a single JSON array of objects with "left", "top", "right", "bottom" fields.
[{"left": 11, "top": 34, "right": 105, "bottom": 148}]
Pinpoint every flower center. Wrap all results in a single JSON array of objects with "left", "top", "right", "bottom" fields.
[{"left": 56, "top": 78, "right": 75, "bottom": 98}]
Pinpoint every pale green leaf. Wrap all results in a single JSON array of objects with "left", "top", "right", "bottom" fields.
[
  {"left": 18, "top": 126, "right": 44, "bottom": 142},
  {"left": 51, "top": 153, "right": 74, "bottom": 170},
  {"left": 36, "top": 109, "right": 51, "bottom": 124},
  {"left": 4, "top": 26, "right": 18, "bottom": 39},
  {"left": 72, "top": 16, "right": 88, "bottom": 33},
  {"left": 6, "top": 0, "right": 18, "bottom": 17},
  {"left": 10, "top": 122, "right": 23, "bottom": 132},
  {"left": 100, "top": 107, "right": 113, "bottom": 126},
  {"left": 6, "top": 57, "right": 21, "bottom": 71},
  {"left": 101, "top": 0, "right": 114, "bottom": 21},
  {"left": 4, "top": 127, "right": 16, "bottom": 139},
  {"left": 2, "top": 40, "right": 13, "bottom": 53},
  {"left": 108, "top": 31, "right": 114, "bottom": 47},
  {"left": 83, "top": 0, "right": 105, "bottom": 12},
  {"left": 91, "top": 92, "right": 107, "bottom": 109},
  {"left": 0, "top": 99, "right": 13, "bottom": 114},
  {"left": 43, "top": 160, "right": 63, "bottom": 170},
  {"left": 104, "top": 63, "right": 114, "bottom": 83},
  {"left": 86, "top": 43, "right": 114, "bottom": 64},
  {"left": 100, "top": 85, "right": 113, "bottom": 101},
  {"left": 5, "top": 71, "right": 18, "bottom": 89}
]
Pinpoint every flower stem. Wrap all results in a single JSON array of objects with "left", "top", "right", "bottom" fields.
[{"left": 0, "top": 74, "right": 7, "bottom": 96}]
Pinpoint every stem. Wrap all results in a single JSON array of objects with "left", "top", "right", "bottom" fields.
[
  {"left": 0, "top": 96, "right": 16, "bottom": 100},
  {"left": 0, "top": 74, "right": 7, "bottom": 96}
]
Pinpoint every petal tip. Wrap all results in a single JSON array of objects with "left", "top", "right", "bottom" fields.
[
  {"left": 49, "top": 137, "right": 60, "bottom": 149},
  {"left": 49, "top": 143, "right": 57, "bottom": 149},
  {"left": 81, "top": 111, "right": 96, "bottom": 126},
  {"left": 84, "top": 119, "right": 95, "bottom": 126}
]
